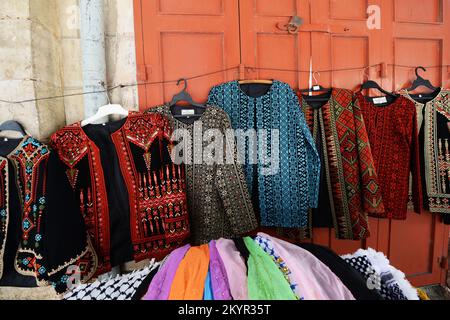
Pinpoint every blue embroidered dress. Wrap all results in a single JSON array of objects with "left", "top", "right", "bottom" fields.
[{"left": 208, "top": 80, "right": 320, "bottom": 228}]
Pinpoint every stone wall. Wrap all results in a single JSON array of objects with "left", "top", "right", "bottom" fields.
[{"left": 0, "top": 0, "right": 138, "bottom": 141}]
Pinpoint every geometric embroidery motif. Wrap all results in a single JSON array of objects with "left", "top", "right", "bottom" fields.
[{"left": 66, "top": 168, "right": 79, "bottom": 190}]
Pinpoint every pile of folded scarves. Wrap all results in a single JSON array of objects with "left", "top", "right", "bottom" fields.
[{"left": 64, "top": 233, "right": 420, "bottom": 301}]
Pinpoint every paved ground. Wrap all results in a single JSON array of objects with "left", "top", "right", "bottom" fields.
[
  {"left": 421, "top": 285, "right": 450, "bottom": 300},
  {"left": 421, "top": 245, "right": 450, "bottom": 300}
]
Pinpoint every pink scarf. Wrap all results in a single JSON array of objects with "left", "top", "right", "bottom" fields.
[
  {"left": 259, "top": 233, "right": 355, "bottom": 300},
  {"left": 215, "top": 238, "right": 248, "bottom": 300}
]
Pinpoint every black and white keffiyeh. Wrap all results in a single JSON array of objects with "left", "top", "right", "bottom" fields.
[
  {"left": 341, "top": 248, "right": 419, "bottom": 300},
  {"left": 64, "top": 261, "right": 159, "bottom": 300}
]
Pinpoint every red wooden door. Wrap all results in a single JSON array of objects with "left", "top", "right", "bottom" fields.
[
  {"left": 133, "top": 0, "right": 241, "bottom": 107},
  {"left": 134, "top": 0, "right": 450, "bottom": 287}
]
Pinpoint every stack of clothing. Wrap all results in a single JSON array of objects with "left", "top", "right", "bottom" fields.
[
  {"left": 62, "top": 235, "right": 420, "bottom": 301},
  {"left": 137, "top": 234, "right": 416, "bottom": 300}
]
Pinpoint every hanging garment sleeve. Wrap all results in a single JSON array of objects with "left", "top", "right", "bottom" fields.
[
  {"left": 352, "top": 97, "right": 385, "bottom": 215},
  {"left": 410, "top": 108, "right": 423, "bottom": 214},
  {"left": 291, "top": 91, "right": 320, "bottom": 208},
  {"left": 215, "top": 111, "right": 258, "bottom": 236}
]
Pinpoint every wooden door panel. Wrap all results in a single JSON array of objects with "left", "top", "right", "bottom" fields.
[
  {"left": 330, "top": 237, "right": 365, "bottom": 256},
  {"left": 255, "top": 0, "right": 297, "bottom": 16},
  {"left": 312, "top": 228, "right": 333, "bottom": 247},
  {"left": 254, "top": 34, "right": 299, "bottom": 85},
  {"left": 391, "top": 215, "right": 449, "bottom": 287},
  {"left": 390, "top": 213, "right": 436, "bottom": 278},
  {"left": 394, "top": 38, "right": 443, "bottom": 91},
  {"left": 330, "top": 0, "right": 368, "bottom": 20},
  {"left": 239, "top": 0, "right": 312, "bottom": 89},
  {"left": 394, "top": 0, "right": 443, "bottom": 24},
  {"left": 158, "top": 0, "right": 223, "bottom": 15},
  {"left": 134, "top": 0, "right": 240, "bottom": 109},
  {"left": 305, "top": 0, "right": 450, "bottom": 286},
  {"left": 330, "top": 35, "right": 369, "bottom": 89}
]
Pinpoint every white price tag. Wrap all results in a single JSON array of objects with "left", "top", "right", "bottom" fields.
[
  {"left": 372, "top": 97, "right": 388, "bottom": 104},
  {"left": 181, "top": 109, "right": 195, "bottom": 116}
]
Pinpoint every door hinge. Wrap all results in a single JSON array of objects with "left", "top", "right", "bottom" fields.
[{"left": 439, "top": 256, "right": 449, "bottom": 269}]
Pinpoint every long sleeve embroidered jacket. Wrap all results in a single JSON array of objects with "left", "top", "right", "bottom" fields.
[
  {"left": 208, "top": 80, "right": 320, "bottom": 230},
  {"left": 145, "top": 105, "right": 258, "bottom": 245},
  {"left": 299, "top": 89, "right": 384, "bottom": 240},
  {"left": 0, "top": 137, "right": 96, "bottom": 293},
  {"left": 355, "top": 93, "right": 423, "bottom": 219},
  {"left": 402, "top": 89, "right": 450, "bottom": 217}
]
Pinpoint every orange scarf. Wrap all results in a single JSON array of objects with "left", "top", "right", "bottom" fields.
[{"left": 169, "top": 244, "right": 210, "bottom": 300}]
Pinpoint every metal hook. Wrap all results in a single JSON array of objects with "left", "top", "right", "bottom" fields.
[
  {"left": 312, "top": 71, "right": 321, "bottom": 85},
  {"left": 176, "top": 78, "right": 188, "bottom": 92},
  {"left": 360, "top": 66, "right": 371, "bottom": 84},
  {"left": 415, "top": 66, "right": 426, "bottom": 79}
]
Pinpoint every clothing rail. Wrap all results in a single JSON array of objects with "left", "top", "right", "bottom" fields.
[{"left": 1, "top": 63, "right": 449, "bottom": 105}]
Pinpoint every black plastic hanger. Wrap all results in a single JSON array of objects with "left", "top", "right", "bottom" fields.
[
  {"left": 0, "top": 120, "right": 26, "bottom": 137},
  {"left": 406, "top": 67, "right": 438, "bottom": 92},
  {"left": 168, "top": 78, "right": 206, "bottom": 109},
  {"left": 359, "top": 80, "right": 398, "bottom": 98}
]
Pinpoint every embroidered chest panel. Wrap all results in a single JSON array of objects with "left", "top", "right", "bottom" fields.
[
  {"left": 124, "top": 112, "right": 172, "bottom": 151},
  {"left": 6, "top": 138, "right": 51, "bottom": 280}
]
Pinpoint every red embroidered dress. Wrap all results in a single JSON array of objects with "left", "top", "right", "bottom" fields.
[
  {"left": 355, "top": 93, "right": 423, "bottom": 219},
  {"left": 299, "top": 89, "right": 384, "bottom": 240},
  {"left": 51, "top": 112, "right": 190, "bottom": 276}
]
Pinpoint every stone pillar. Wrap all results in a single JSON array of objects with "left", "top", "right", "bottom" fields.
[{"left": 0, "top": 1, "right": 65, "bottom": 141}]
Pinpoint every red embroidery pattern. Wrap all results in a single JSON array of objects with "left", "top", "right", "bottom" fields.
[
  {"left": 301, "top": 89, "right": 383, "bottom": 240},
  {"left": 112, "top": 113, "right": 189, "bottom": 262},
  {"left": 124, "top": 112, "right": 172, "bottom": 151},
  {"left": 356, "top": 93, "right": 423, "bottom": 219},
  {"left": 52, "top": 112, "right": 190, "bottom": 275},
  {"left": 51, "top": 126, "right": 89, "bottom": 190}
]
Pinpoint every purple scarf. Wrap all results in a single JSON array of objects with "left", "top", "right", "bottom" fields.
[
  {"left": 209, "top": 240, "right": 232, "bottom": 300},
  {"left": 142, "top": 244, "right": 191, "bottom": 300}
]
